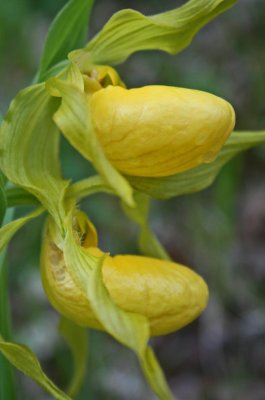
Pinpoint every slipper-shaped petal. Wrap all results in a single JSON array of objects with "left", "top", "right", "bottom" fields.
[
  {"left": 90, "top": 85, "right": 235, "bottom": 177},
  {"left": 41, "top": 229, "right": 208, "bottom": 336}
]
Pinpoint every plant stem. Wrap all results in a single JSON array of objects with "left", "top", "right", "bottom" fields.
[
  {"left": 6, "top": 187, "right": 39, "bottom": 208},
  {"left": 0, "top": 208, "right": 16, "bottom": 400}
]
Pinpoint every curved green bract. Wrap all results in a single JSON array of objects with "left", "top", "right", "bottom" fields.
[
  {"left": 0, "top": 336, "right": 71, "bottom": 400},
  {"left": 86, "top": 0, "right": 237, "bottom": 65}
]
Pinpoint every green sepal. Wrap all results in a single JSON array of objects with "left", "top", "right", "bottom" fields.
[
  {"left": 46, "top": 65, "right": 134, "bottom": 206},
  {"left": 0, "top": 335, "right": 71, "bottom": 400},
  {"left": 0, "top": 84, "right": 69, "bottom": 231},
  {"left": 59, "top": 318, "right": 88, "bottom": 398},
  {"left": 86, "top": 0, "right": 237, "bottom": 65},
  {"left": 122, "top": 192, "right": 170, "bottom": 260},
  {"left": 128, "top": 130, "right": 265, "bottom": 199},
  {"left": 36, "top": 0, "right": 94, "bottom": 82}
]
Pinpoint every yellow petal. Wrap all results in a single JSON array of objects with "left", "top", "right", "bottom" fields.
[
  {"left": 41, "top": 235, "right": 208, "bottom": 336},
  {"left": 90, "top": 85, "right": 235, "bottom": 177}
]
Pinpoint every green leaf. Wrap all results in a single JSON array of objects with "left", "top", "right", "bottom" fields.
[
  {"left": 62, "top": 211, "right": 174, "bottom": 400},
  {"left": 0, "top": 336, "right": 71, "bottom": 400},
  {"left": 0, "top": 208, "right": 44, "bottom": 253},
  {"left": 46, "top": 66, "right": 134, "bottom": 207},
  {"left": 59, "top": 318, "right": 88, "bottom": 398},
  {"left": 128, "top": 130, "right": 265, "bottom": 199},
  {"left": 0, "top": 84, "right": 69, "bottom": 230},
  {"left": 122, "top": 192, "right": 170, "bottom": 260},
  {"left": 86, "top": 0, "right": 237, "bottom": 65},
  {"left": 36, "top": 0, "right": 94, "bottom": 82}
]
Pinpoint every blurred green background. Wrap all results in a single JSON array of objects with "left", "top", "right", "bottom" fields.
[{"left": 1, "top": 0, "right": 265, "bottom": 399}]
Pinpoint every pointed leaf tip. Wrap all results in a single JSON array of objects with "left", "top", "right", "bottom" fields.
[{"left": 37, "top": 0, "right": 95, "bottom": 82}]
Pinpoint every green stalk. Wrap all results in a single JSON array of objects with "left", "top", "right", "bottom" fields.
[
  {"left": 0, "top": 208, "right": 16, "bottom": 400},
  {"left": 6, "top": 187, "right": 39, "bottom": 208}
]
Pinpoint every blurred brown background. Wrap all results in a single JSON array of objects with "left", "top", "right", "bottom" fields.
[{"left": 0, "top": 0, "right": 265, "bottom": 399}]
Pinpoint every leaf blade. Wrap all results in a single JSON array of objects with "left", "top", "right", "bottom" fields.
[
  {"left": 0, "top": 336, "right": 71, "bottom": 400},
  {"left": 37, "top": 0, "right": 94, "bottom": 81}
]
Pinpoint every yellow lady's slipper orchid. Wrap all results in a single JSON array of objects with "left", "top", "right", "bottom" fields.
[
  {"left": 89, "top": 85, "right": 235, "bottom": 177},
  {"left": 41, "top": 214, "right": 209, "bottom": 336}
]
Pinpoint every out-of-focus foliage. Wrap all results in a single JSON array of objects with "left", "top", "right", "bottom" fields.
[{"left": 1, "top": 0, "right": 265, "bottom": 399}]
